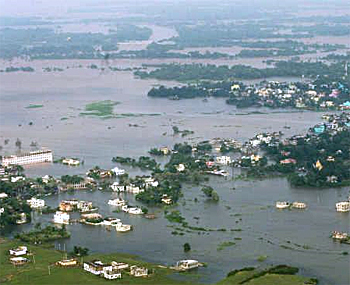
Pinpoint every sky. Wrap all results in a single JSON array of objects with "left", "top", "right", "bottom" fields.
[{"left": 0, "top": 0, "right": 348, "bottom": 17}]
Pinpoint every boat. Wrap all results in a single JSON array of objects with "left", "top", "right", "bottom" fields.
[
  {"left": 276, "top": 201, "right": 290, "bottom": 209},
  {"left": 336, "top": 201, "right": 350, "bottom": 212},
  {"left": 292, "top": 202, "right": 307, "bottom": 209},
  {"left": 108, "top": 198, "right": 126, "bottom": 207}
]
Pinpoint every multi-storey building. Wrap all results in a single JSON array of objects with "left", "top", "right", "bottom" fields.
[{"left": 1, "top": 149, "right": 53, "bottom": 167}]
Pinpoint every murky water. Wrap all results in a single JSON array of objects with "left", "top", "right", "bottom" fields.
[
  {"left": 1, "top": 63, "right": 349, "bottom": 285},
  {"left": 1, "top": 15, "right": 350, "bottom": 284}
]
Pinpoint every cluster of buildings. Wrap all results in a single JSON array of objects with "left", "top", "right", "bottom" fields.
[
  {"left": 26, "top": 197, "right": 45, "bottom": 209},
  {"left": 336, "top": 200, "right": 350, "bottom": 212},
  {"left": 83, "top": 260, "right": 148, "bottom": 280},
  {"left": 58, "top": 200, "right": 96, "bottom": 213},
  {"left": 8, "top": 245, "right": 29, "bottom": 265},
  {"left": 111, "top": 176, "right": 159, "bottom": 194},
  {"left": 275, "top": 201, "right": 307, "bottom": 209},
  {"left": 230, "top": 80, "right": 350, "bottom": 110}
]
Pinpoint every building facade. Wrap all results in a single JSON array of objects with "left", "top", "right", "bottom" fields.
[{"left": 2, "top": 150, "right": 53, "bottom": 167}]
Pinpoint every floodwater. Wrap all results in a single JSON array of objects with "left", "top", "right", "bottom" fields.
[
  {"left": 0, "top": 62, "right": 349, "bottom": 285},
  {"left": 0, "top": 20, "right": 350, "bottom": 285}
]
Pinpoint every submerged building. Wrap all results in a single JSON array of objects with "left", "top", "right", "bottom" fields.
[{"left": 1, "top": 149, "right": 53, "bottom": 167}]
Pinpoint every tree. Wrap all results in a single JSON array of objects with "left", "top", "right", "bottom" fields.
[
  {"left": 183, "top": 243, "right": 191, "bottom": 252},
  {"left": 15, "top": 138, "right": 22, "bottom": 150},
  {"left": 201, "top": 186, "right": 214, "bottom": 197},
  {"left": 212, "top": 191, "right": 220, "bottom": 202},
  {"left": 72, "top": 246, "right": 89, "bottom": 257}
]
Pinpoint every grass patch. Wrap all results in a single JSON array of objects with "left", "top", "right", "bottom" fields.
[{"left": 0, "top": 239, "right": 195, "bottom": 285}]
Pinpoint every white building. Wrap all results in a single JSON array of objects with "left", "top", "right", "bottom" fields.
[
  {"left": 110, "top": 182, "right": 125, "bottom": 192},
  {"left": 41, "top": 175, "right": 51, "bottom": 184},
  {"left": 111, "top": 167, "right": 125, "bottom": 176},
  {"left": 2, "top": 149, "right": 53, "bottom": 167},
  {"left": 11, "top": 176, "right": 25, "bottom": 183},
  {"left": 27, "top": 197, "right": 45, "bottom": 208},
  {"left": 332, "top": 231, "right": 348, "bottom": 240},
  {"left": 9, "top": 246, "right": 28, "bottom": 256},
  {"left": 144, "top": 177, "right": 159, "bottom": 188},
  {"left": 16, "top": 213, "right": 27, "bottom": 224},
  {"left": 130, "top": 265, "right": 148, "bottom": 277},
  {"left": 53, "top": 211, "right": 70, "bottom": 224},
  {"left": 336, "top": 201, "right": 350, "bottom": 212},
  {"left": 102, "top": 269, "right": 122, "bottom": 280},
  {"left": 0, "top": 192, "right": 8, "bottom": 199},
  {"left": 126, "top": 185, "right": 144, "bottom": 194},
  {"left": 276, "top": 201, "right": 290, "bottom": 209},
  {"left": 175, "top": 260, "right": 199, "bottom": 271},
  {"left": 292, "top": 202, "right": 307, "bottom": 209},
  {"left": 62, "top": 158, "right": 80, "bottom": 166},
  {"left": 176, "top": 164, "right": 185, "bottom": 172},
  {"left": 161, "top": 195, "right": 172, "bottom": 205},
  {"left": 111, "top": 262, "right": 129, "bottom": 270},
  {"left": 216, "top": 156, "right": 231, "bottom": 165},
  {"left": 83, "top": 260, "right": 113, "bottom": 275},
  {"left": 108, "top": 198, "right": 126, "bottom": 207}
]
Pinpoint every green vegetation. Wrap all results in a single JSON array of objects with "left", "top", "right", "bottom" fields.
[
  {"left": 0, "top": 239, "right": 318, "bottom": 285},
  {"left": 80, "top": 100, "right": 120, "bottom": 119},
  {"left": 183, "top": 242, "right": 191, "bottom": 252},
  {"left": 0, "top": 66, "right": 34, "bottom": 72},
  {"left": 137, "top": 61, "right": 348, "bottom": 82},
  {"left": 0, "top": 25, "right": 151, "bottom": 59},
  {"left": 259, "top": 114, "right": 350, "bottom": 187},
  {"left": 14, "top": 225, "right": 70, "bottom": 244},
  {"left": 0, "top": 239, "right": 194, "bottom": 285},
  {"left": 147, "top": 74, "right": 349, "bottom": 111},
  {"left": 61, "top": 175, "right": 84, "bottom": 184},
  {"left": 112, "top": 156, "right": 159, "bottom": 171},
  {"left": 25, "top": 104, "right": 43, "bottom": 109},
  {"left": 165, "top": 211, "right": 186, "bottom": 223},
  {"left": 219, "top": 265, "right": 304, "bottom": 285},
  {"left": 217, "top": 241, "right": 236, "bottom": 251},
  {"left": 201, "top": 186, "right": 219, "bottom": 202},
  {"left": 71, "top": 246, "right": 89, "bottom": 257},
  {"left": 257, "top": 255, "right": 268, "bottom": 262}
]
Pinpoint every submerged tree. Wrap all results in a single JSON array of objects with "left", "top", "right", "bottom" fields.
[{"left": 183, "top": 242, "right": 191, "bottom": 252}]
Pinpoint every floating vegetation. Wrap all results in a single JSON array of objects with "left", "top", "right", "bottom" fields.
[
  {"left": 26, "top": 104, "right": 43, "bottom": 109},
  {"left": 257, "top": 255, "right": 268, "bottom": 262},
  {"left": 217, "top": 241, "right": 236, "bottom": 251},
  {"left": 80, "top": 100, "right": 161, "bottom": 119},
  {"left": 80, "top": 100, "right": 120, "bottom": 118}
]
